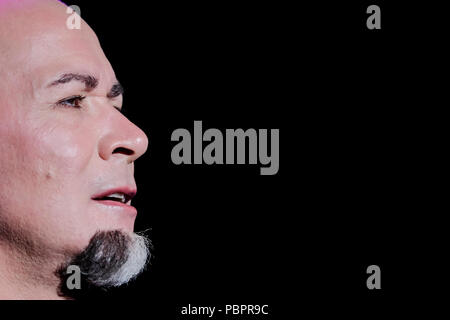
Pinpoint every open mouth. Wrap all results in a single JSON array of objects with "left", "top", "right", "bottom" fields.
[
  {"left": 93, "top": 192, "right": 131, "bottom": 204},
  {"left": 92, "top": 188, "right": 136, "bottom": 206},
  {"left": 91, "top": 188, "right": 138, "bottom": 219}
]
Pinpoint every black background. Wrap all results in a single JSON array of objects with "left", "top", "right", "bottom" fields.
[{"left": 3, "top": 0, "right": 443, "bottom": 318}]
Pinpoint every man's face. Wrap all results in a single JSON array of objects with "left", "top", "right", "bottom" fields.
[{"left": 0, "top": 1, "right": 148, "bottom": 256}]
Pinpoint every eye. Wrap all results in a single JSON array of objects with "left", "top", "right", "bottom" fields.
[{"left": 56, "top": 95, "right": 86, "bottom": 108}]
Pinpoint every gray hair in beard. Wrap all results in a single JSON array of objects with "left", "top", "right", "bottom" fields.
[{"left": 57, "top": 230, "right": 150, "bottom": 298}]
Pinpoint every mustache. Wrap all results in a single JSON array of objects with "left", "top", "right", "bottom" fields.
[{"left": 56, "top": 230, "right": 151, "bottom": 299}]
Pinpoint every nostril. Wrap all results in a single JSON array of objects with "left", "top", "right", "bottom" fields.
[{"left": 112, "top": 147, "right": 134, "bottom": 156}]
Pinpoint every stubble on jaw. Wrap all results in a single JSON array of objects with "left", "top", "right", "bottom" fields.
[{"left": 0, "top": 216, "right": 79, "bottom": 291}]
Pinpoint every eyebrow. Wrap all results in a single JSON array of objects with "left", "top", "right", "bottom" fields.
[{"left": 47, "top": 73, "right": 123, "bottom": 99}]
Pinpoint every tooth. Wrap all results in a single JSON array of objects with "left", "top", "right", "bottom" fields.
[
  {"left": 107, "top": 193, "right": 125, "bottom": 202},
  {"left": 108, "top": 193, "right": 122, "bottom": 198}
]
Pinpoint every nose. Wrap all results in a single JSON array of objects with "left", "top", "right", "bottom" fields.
[{"left": 98, "top": 110, "right": 149, "bottom": 163}]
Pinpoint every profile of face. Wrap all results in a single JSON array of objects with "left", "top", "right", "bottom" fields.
[{"left": 0, "top": 0, "right": 149, "bottom": 298}]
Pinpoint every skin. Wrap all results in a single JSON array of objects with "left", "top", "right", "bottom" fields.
[{"left": 0, "top": 0, "right": 148, "bottom": 299}]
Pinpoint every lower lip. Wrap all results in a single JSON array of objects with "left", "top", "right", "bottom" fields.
[{"left": 92, "top": 200, "right": 137, "bottom": 217}]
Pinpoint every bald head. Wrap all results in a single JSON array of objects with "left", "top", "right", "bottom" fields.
[
  {"left": 0, "top": 0, "right": 119, "bottom": 114},
  {"left": 1, "top": 0, "right": 111, "bottom": 81},
  {"left": 0, "top": 0, "right": 85, "bottom": 62}
]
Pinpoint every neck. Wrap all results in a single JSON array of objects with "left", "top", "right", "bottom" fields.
[{"left": 0, "top": 244, "right": 66, "bottom": 300}]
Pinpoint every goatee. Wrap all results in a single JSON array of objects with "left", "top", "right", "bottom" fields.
[{"left": 56, "top": 230, "right": 150, "bottom": 299}]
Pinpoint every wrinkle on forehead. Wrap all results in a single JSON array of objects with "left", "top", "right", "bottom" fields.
[
  {"left": 0, "top": 0, "right": 116, "bottom": 104},
  {"left": 0, "top": 0, "right": 97, "bottom": 65}
]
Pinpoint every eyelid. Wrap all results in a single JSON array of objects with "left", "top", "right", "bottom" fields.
[
  {"left": 55, "top": 95, "right": 86, "bottom": 108},
  {"left": 54, "top": 95, "right": 123, "bottom": 113}
]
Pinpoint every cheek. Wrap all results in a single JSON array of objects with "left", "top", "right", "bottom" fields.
[
  {"left": 32, "top": 121, "right": 96, "bottom": 178},
  {"left": 0, "top": 117, "right": 96, "bottom": 214},
  {"left": 0, "top": 118, "right": 99, "bottom": 250}
]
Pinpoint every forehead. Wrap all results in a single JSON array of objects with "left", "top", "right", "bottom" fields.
[
  {"left": 31, "top": 31, "right": 115, "bottom": 92},
  {"left": 0, "top": 3, "right": 116, "bottom": 92}
]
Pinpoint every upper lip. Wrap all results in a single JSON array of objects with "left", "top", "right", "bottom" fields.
[{"left": 91, "top": 186, "right": 137, "bottom": 203}]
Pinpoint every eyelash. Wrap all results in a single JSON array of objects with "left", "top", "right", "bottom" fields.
[
  {"left": 56, "top": 95, "right": 86, "bottom": 108},
  {"left": 55, "top": 95, "right": 123, "bottom": 113}
]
